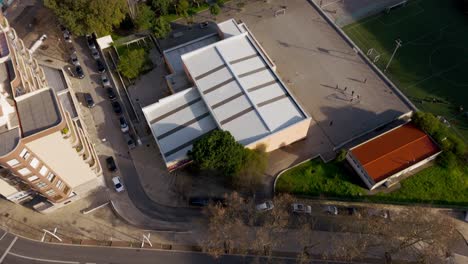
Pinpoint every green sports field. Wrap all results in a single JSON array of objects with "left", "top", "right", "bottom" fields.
[{"left": 343, "top": 0, "right": 468, "bottom": 140}]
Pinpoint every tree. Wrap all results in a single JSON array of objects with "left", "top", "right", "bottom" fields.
[
  {"left": 117, "top": 48, "right": 146, "bottom": 79},
  {"left": 412, "top": 111, "right": 441, "bottom": 135},
  {"left": 177, "top": 0, "right": 190, "bottom": 18},
  {"left": 152, "top": 17, "right": 172, "bottom": 39},
  {"left": 44, "top": 0, "right": 128, "bottom": 36},
  {"left": 188, "top": 130, "right": 246, "bottom": 176},
  {"left": 151, "top": 0, "right": 173, "bottom": 15},
  {"left": 210, "top": 3, "right": 221, "bottom": 16},
  {"left": 216, "top": 0, "right": 226, "bottom": 6},
  {"left": 232, "top": 144, "right": 268, "bottom": 194},
  {"left": 134, "top": 4, "right": 155, "bottom": 31}
]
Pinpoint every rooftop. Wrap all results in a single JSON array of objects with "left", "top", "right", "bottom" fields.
[
  {"left": 144, "top": 19, "right": 308, "bottom": 167},
  {"left": 351, "top": 123, "right": 440, "bottom": 183},
  {"left": 42, "top": 65, "right": 67, "bottom": 93},
  {"left": 16, "top": 88, "right": 62, "bottom": 137}
]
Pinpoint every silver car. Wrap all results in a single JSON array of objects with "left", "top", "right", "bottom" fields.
[
  {"left": 292, "top": 203, "right": 312, "bottom": 214},
  {"left": 101, "top": 74, "right": 110, "bottom": 87},
  {"left": 256, "top": 201, "right": 274, "bottom": 212}
]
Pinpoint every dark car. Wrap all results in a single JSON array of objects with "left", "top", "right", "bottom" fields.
[
  {"left": 75, "top": 65, "right": 85, "bottom": 79},
  {"left": 111, "top": 101, "right": 122, "bottom": 115},
  {"left": 106, "top": 156, "right": 117, "bottom": 172},
  {"left": 119, "top": 116, "right": 129, "bottom": 133},
  {"left": 106, "top": 87, "right": 116, "bottom": 100},
  {"left": 84, "top": 93, "right": 95, "bottom": 108},
  {"left": 86, "top": 35, "right": 96, "bottom": 49},
  {"left": 189, "top": 197, "right": 226, "bottom": 207},
  {"left": 96, "top": 59, "right": 106, "bottom": 73},
  {"left": 124, "top": 133, "right": 136, "bottom": 149}
]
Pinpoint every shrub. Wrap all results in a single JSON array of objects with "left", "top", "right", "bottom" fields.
[
  {"left": 437, "top": 152, "right": 458, "bottom": 170},
  {"left": 412, "top": 111, "right": 441, "bottom": 135},
  {"left": 210, "top": 3, "right": 221, "bottom": 16},
  {"left": 117, "top": 48, "right": 146, "bottom": 79},
  {"left": 336, "top": 149, "right": 347, "bottom": 162}
]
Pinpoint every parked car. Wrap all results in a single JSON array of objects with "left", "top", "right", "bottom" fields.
[
  {"left": 75, "top": 65, "right": 85, "bottom": 79},
  {"left": 112, "top": 176, "right": 125, "bottom": 192},
  {"left": 189, "top": 197, "right": 226, "bottom": 207},
  {"left": 86, "top": 35, "right": 96, "bottom": 49},
  {"left": 347, "top": 207, "right": 360, "bottom": 217},
  {"left": 83, "top": 93, "right": 95, "bottom": 108},
  {"left": 106, "top": 87, "right": 116, "bottom": 100},
  {"left": 111, "top": 101, "right": 122, "bottom": 115},
  {"left": 325, "top": 205, "right": 338, "bottom": 215},
  {"left": 256, "top": 201, "right": 274, "bottom": 212},
  {"left": 292, "top": 203, "right": 312, "bottom": 214},
  {"left": 106, "top": 156, "right": 117, "bottom": 172},
  {"left": 124, "top": 133, "right": 136, "bottom": 149},
  {"left": 91, "top": 48, "right": 100, "bottom": 60},
  {"left": 96, "top": 59, "right": 106, "bottom": 73},
  {"left": 119, "top": 116, "right": 129, "bottom": 133},
  {"left": 368, "top": 209, "right": 390, "bottom": 219},
  {"left": 101, "top": 74, "right": 110, "bottom": 87},
  {"left": 70, "top": 53, "right": 79, "bottom": 66},
  {"left": 63, "top": 30, "right": 72, "bottom": 43}
]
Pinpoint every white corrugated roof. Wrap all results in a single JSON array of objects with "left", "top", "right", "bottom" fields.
[{"left": 144, "top": 19, "right": 308, "bottom": 168}]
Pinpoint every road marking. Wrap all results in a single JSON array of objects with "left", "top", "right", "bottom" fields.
[
  {"left": 0, "top": 236, "right": 17, "bottom": 263},
  {"left": 0, "top": 231, "right": 7, "bottom": 241},
  {"left": 7, "top": 252, "right": 79, "bottom": 264}
]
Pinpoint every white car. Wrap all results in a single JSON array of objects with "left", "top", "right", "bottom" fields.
[
  {"left": 292, "top": 203, "right": 312, "bottom": 214},
  {"left": 256, "top": 201, "right": 274, "bottom": 212},
  {"left": 112, "top": 176, "right": 125, "bottom": 192},
  {"left": 91, "top": 48, "right": 100, "bottom": 60},
  {"left": 325, "top": 205, "right": 338, "bottom": 215}
]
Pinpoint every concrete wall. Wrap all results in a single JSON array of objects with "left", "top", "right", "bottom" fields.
[
  {"left": 247, "top": 117, "right": 312, "bottom": 152},
  {"left": 345, "top": 152, "right": 375, "bottom": 189}
]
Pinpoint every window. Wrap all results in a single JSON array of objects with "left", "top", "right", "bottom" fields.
[
  {"left": 6, "top": 159, "right": 19, "bottom": 167},
  {"left": 56, "top": 180, "right": 64, "bottom": 190},
  {"left": 45, "top": 189, "right": 56, "bottom": 196},
  {"left": 27, "top": 175, "right": 39, "bottom": 182},
  {"left": 19, "top": 149, "right": 30, "bottom": 160},
  {"left": 36, "top": 181, "right": 47, "bottom": 189},
  {"left": 30, "top": 158, "right": 40, "bottom": 169},
  {"left": 18, "top": 168, "right": 31, "bottom": 176},
  {"left": 46, "top": 173, "right": 55, "bottom": 183},
  {"left": 39, "top": 166, "right": 48, "bottom": 176}
]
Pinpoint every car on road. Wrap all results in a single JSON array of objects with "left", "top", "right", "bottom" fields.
[
  {"left": 75, "top": 65, "right": 85, "bottom": 79},
  {"left": 124, "top": 133, "right": 136, "bottom": 149},
  {"left": 112, "top": 176, "right": 125, "bottom": 192},
  {"left": 86, "top": 35, "right": 96, "bottom": 49},
  {"left": 96, "top": 59, "right": 106, "bottom": 73},
  {"left": 70, "top": 53, "right": 79, "bottom": 66},
  {"left": 106, "top": 87, "right": 116, "bottom": 100},
  {"left": 119, "top": 116, "right": 129, "bottom": 133},
  {"left": 292, "top": 203, "right": 312, "bottom": 214},
  {"left": 101, "top": 74, "right": 110, "bottom": 87},
  {"left": 111, "top": 101, "right": 122, "bottom": 115},
  {"left": 256, "top": 201, "right": 274, "bottom": 212},
  {"left": 325, "top": 205, "right": 338, "bottom": 215},
  {"left": 106, "top": 156, "right": 117, "bottom": 172},
  {"left": 91, "top": 48, "right": 100, "bottom": 60},
  {"left": 83, "top": 93, "right": 95, "bottom": 108},
  {"left": 189, "top": 197, "right": 226, "bottom": 207}
]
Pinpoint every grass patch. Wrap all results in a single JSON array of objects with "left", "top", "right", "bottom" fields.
[
  {"left": 276, "top": 159, "right": 366, "bottom": 197},
  {"left": 276, "top": 159, "right": 468, "bottom": 206},
  {"left": 343, "top": 0, "right": 468, "bottom": 140}
]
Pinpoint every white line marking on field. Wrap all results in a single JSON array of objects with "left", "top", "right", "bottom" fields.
[
  {"left": 7, "top": 252, "right": 79, "bottom": 264},
  {"left": 0, "top": 236, "right": 17, "bottom": 263},
  {"left": 0, "top": 231, "right": 7, "bottom": 241}
]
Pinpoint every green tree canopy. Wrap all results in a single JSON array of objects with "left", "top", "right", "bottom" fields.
[
  {"left": 117, "top": 48, "right": 146, "bottom": 79},
  {"left": 188, "top": 130, "right": 246, "bottom": 176},
  {"left": 152, "top": 17, "right": 172, "bottom": 39},
  {"left": 177, "top": 0, "right": 190, "bottom": 18},
  {"left": 134, "top": 4, "right": 155, "bottom": 31},
  {"left": 151, "top": 0, "right": 172, "bottom": 15},
  {"left": 44, "top": 0, "right": 128, "bottom": 36},
  {"left": 210, "top": 3, "right": 221, "bottom": 16}
]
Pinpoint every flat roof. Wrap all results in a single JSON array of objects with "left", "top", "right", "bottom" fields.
[
  {"left": 142, "top": 87, "right": 217, "bottom": 165},
  {"left": 16, "top": 88, "right": 62, "bottom": 137},
  {"left": 181, "top": 32, "right": 306, "bottom": 145},
  {"left": 164, "top": 33, "right": 220, "bottom": 74},
  {"left": 42, "top": 66, "right": 68, "bottom": 93},
  {"left": 0, "top": 127, "right": 19, "bottom": 156},
  {"left": 57, "top": 91, "right": 78, "bottom": 119},
  {"left": 351, "top": 123, "right": 440, "bottom": 183}
]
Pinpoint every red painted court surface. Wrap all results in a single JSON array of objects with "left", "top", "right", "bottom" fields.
[{"left": 351, "top": 123, "right": 440, "bottom": 182}]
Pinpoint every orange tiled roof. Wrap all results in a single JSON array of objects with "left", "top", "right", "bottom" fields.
[{"left": 351, "top": 123, "right": 440, "bottom": 183}]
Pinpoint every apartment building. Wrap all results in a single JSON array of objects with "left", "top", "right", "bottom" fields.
[{"left": 0, "top": 14, "right": 103, "bottom": 212}]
